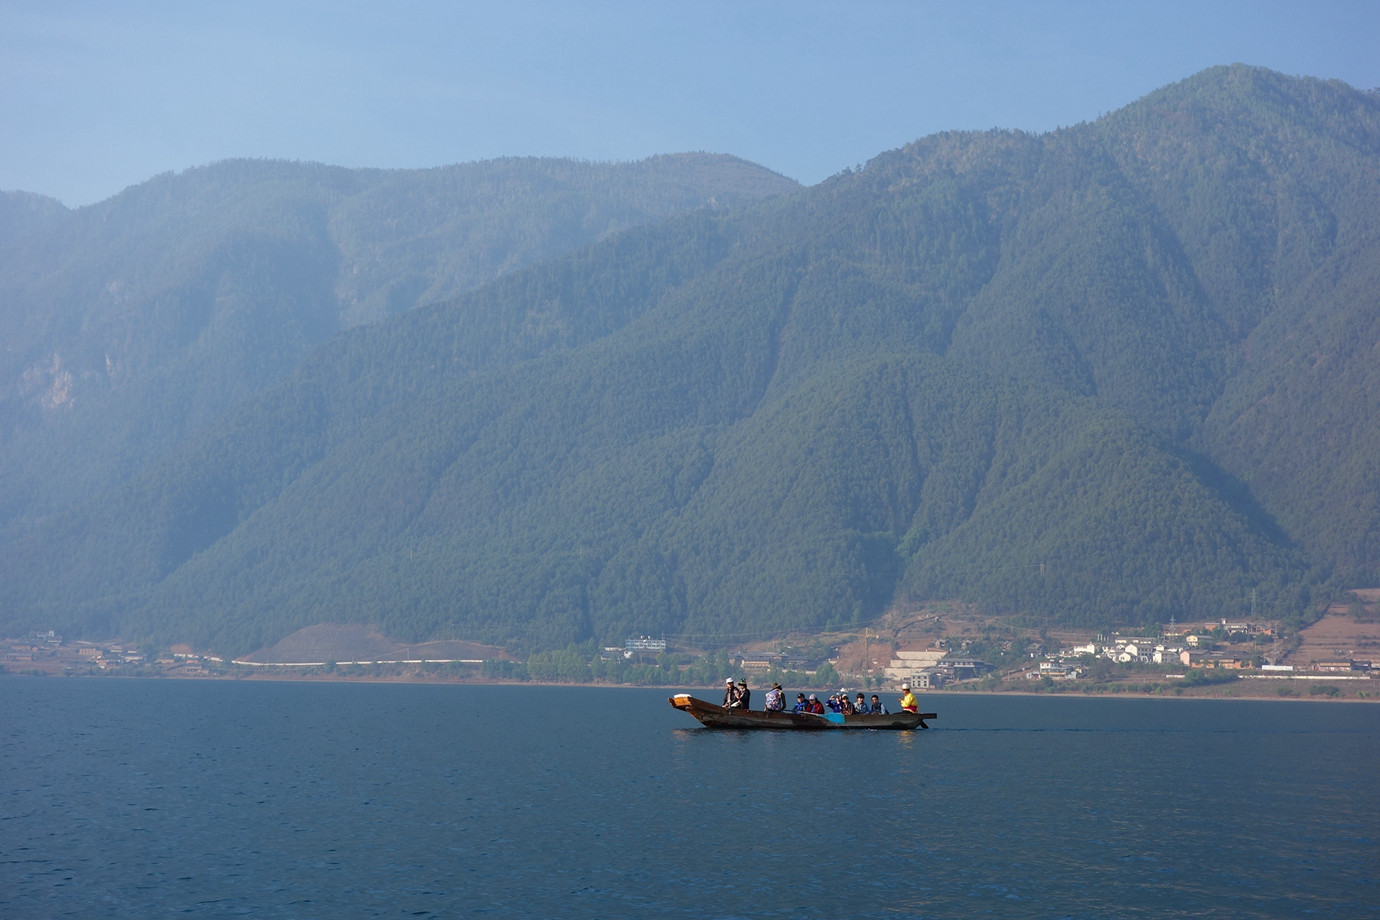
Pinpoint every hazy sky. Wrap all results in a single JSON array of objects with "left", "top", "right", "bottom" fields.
[{"left": 4, "top": 1, "right": 1377, "bottom": 207}]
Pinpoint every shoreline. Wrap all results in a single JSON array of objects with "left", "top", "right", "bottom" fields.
[{"left": 4, "top": 668, "right": 1375, "bottom": 702}]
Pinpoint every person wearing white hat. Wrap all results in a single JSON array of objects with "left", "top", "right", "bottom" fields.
[{"left": 899, "top": 683, "right": 918, "bottom": 713}]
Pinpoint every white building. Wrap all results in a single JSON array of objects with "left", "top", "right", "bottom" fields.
[{"left": 884, "top": 648, "right": 948, "bottom": 682}]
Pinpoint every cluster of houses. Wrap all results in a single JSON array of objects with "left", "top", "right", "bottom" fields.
[
  {"left": 1030, "top": 621, "right": 1373, "bottom": 679},
  {"left": 3, "top": 630, "right": 66, "bottom": 666},
  {"left": 3, "top": 632, "right": 221, "bottom": 674},
  {"left": 875, "top": 620, "right": 1374, "bottom": 686},
  {"left": 1020, "top": 623, "right": 1267, "bottom": 680},
  {"left": 4, "top": 632, "right": 147, "bottom": 671}
]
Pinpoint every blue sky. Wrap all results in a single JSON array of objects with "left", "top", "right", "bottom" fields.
[{"left": 4, "top": 1, "right": 1377, "bottom": 207}]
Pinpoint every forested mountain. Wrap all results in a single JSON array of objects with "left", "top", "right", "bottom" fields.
[
  {"left": 0, "top": 154, "right": 796, "bottom": 523},
  {"left": 2, "top": 66, "right": 1376, "bottom": 655}
]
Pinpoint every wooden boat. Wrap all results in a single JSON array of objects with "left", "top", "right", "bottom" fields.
[{"left": 669, "top": 693, "right": 934, "bottom": 730}]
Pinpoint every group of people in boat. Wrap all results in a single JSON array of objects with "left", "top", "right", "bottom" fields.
[{"left": 724, "top": 678, "right": 919, "bottom": 715}]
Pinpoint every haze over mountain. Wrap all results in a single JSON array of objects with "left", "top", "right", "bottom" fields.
[
  {"left": 2, "top": 66, "right": 1376, "bottom": 656},
  {"left": 0, "top": 154, "right": 796, "bottom": 522}
]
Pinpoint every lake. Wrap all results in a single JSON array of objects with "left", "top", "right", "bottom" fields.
[{"left": 2, "top": 679, "right": 1376, "bottom": 919}]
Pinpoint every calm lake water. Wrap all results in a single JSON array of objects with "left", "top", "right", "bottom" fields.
[{"left": 2, "top": 679, "right": 1376, "bottom": 919}]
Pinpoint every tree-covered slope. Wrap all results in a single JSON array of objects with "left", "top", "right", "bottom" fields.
[
  {"left": 0, "top": 155, "right": 796, "bottom": 523},
  {"left": 1098, "top": 66, "right": 1380, "bottom": 580},
  {"left": 1, "top": 67, "right": 1374, "bottom": 653}
]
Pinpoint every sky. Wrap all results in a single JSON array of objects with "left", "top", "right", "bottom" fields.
[{"left": 4, "top": 1, "right": 1377, "bottom": 208}]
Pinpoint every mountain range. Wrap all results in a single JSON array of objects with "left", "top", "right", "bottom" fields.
[{"left": 2, "top": 65, "right": 1376, "bottom": 656}]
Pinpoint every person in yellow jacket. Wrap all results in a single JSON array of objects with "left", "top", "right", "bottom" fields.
[{"left": 898, "top": 683, "right": 918, "bottom": 713}]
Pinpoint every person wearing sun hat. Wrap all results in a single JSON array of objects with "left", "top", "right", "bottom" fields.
[{"left": 899, "top": 682, "right": 918, "bottom": 713}]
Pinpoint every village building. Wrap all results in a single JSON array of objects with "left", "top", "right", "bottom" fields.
[{"left": 884, "top": 648, "right": 990, "bottom": 685}]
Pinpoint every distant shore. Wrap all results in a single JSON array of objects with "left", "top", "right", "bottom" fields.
[{"left": 5, "top": 665, "right": 1375, "bottom": 702}]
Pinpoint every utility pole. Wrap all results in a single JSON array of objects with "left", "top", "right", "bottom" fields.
[{"left": 863, "top": 629, "right": 870, "bottom": 686}]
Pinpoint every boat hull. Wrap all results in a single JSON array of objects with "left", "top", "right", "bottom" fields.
[{"left": 669, "top": 694, "right": 933, "bottom": 730}]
